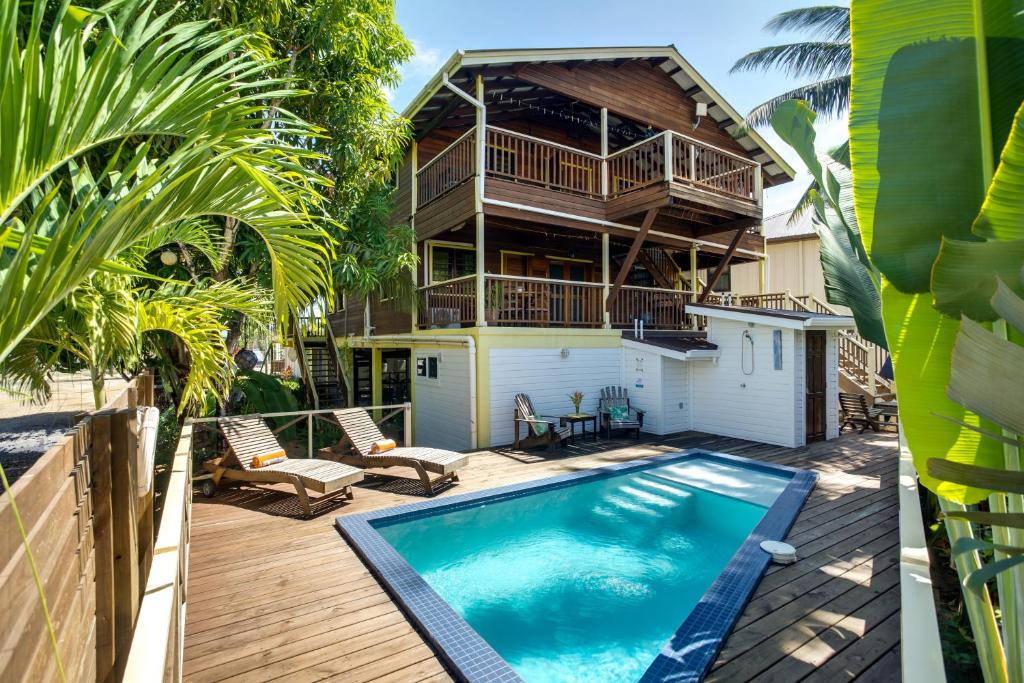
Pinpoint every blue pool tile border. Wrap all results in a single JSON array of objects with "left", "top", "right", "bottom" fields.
[{"left": 335, "top": 450, "right": 816, "bottom": 683}]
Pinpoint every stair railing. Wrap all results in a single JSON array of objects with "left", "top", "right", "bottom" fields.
[{"left": 291, "top": 320, "right": 319, "bottom": 411}]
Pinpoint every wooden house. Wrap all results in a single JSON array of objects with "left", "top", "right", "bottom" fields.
[{"left": 292, "top": 47, "right": 875, "bottom": 450}]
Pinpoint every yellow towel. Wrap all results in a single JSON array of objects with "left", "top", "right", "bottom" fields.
[
  {"left": 370, "top": 439, "right": 396, "bottom": 454},
  {"left": 251, "top": 450, "right": 287, "bottom": 468}
]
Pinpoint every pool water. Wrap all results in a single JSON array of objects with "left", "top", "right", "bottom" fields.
[{"left": 374, "top": 456, "right": 790, "bottom": 682}]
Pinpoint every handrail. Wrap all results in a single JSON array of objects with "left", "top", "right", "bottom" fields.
[
  {"left": 622, "top": 283, "right": 694, "bottom": 295},
  {"left": 607, "top": 132, "right": 664, "bottom": 158},
  {"left": 487, "top": 125, "right": 603, "bottom": 159},
  {"left": 670, "top": 130, "right": 760, "bottom": 165},
  {"left": 418, "top": 273, "right": 477, "bottom": 289},
  {"left": 485, "top": 273, "right": 604, "bottom": 287},
  {"left": 188, "top": 404, "right": 411, "bottom": 424},
  {"left": 416, "top": 126, "right": 477, "bottom": 176}
]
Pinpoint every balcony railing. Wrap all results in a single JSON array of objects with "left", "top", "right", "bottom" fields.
[
  {"left": 417, "top": 127, "right": 476, "bottom": 207},
  {"left": 417, "top": 274, "right": 477, "bottom": 328},
  {"left": 415, "top": 126, "right": 761, "bottom": 209},
  {"left": 485, "top": 274, "right": 604, "bottom": 327},
  {"left": 610, "top": 285, "right": 693, "bottom": 329}
]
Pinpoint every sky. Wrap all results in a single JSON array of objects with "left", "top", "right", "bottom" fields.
[{"left": 390, "top": 0, "right": 849, "bottom": 216}]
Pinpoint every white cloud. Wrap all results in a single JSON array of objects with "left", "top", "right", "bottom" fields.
[{"left": 404, "top": 40, "right": 443, "bottom": 79}]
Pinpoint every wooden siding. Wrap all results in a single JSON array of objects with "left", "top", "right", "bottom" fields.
[
  {"left": 517, "top": 61, "right": 751, "bottom": 159},
  {"left": 415, "top": 180, "right": 476, "bottom": 240},
  {"left": 390, "top": 148, "right": 413, "bottom": 225},
  {"left": 181, "top": 430, "right": 900, "bottom": 683},
  {"left": 484, "top": 176, "right": 606, "bottom": 222}
]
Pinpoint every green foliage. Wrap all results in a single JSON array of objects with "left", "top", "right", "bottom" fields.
[
  {"left": 768, "top": 100, "right": 886, "bottom": 348},
  {"left": 731, "top": 5, "right": 850, "bottom": 128},
  {"left": 233, "top": 369, "right": 300, "bottom": 438}
]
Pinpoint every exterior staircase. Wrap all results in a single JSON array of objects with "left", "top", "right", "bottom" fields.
[
  {"left": 636, "top": 247, "right": 681, "bottom": 290},
  {"left": 292, "top": 316, "right": 347, "bottom": 410}
]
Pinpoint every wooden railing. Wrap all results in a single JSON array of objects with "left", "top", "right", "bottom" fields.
[
  {"left": 671, "top": 132, "right": 759, "bottom": 201},
  {"left": 417, "top": 275, "right": 477, "bottom": 328},
  {"left": 416, "top": 127, "right": 476, "bottom": 207},
  {"left": 295, "top": 315, "right": 326, "bottom": 337},
  {"left": 607, "top": 134, "right": 666, "bottom": 197},
  {"left": 1, "top": 373, "right": 156, "bottom": 683},
  {"left": 610, "top": 285, "right": 692, "bottom": 329},
  {"left": 485, "top": 127, "right": 603, "bottom": 198},
  {"left": 484, "top": 274, "right": 604, "bottom": 327}
]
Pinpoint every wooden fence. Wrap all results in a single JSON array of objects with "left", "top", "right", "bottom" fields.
[{"left": 0, "top": 373, "right": 158, "bottom": 683}]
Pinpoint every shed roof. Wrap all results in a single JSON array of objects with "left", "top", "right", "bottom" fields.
[
  {"left": 687, "top": 304, "right": 855, "bottom": 330},
  {"left": 402, "top": 46, "right": 797, "bottom": 184},
  {"left": 762, "top": 209, "right": 817, "bottom": 241}
]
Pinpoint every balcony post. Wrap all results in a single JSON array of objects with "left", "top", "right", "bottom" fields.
[
  {"left": 475, "top": 74, "right": 487, "bottom": 326},
  {"left": 600, "top": 107, "right": 609, "bottom": 198},
  {"left": 663, "top": 130, "right": 673, "bottom": 182},
  {"left": 601, "top": 233, "right": 611, "bottom": 328},
  {"left": 754, "top": 163, "right": 763, "bottom": 206},
  {"left": 689, "top": 143, "right": 697, "bottom": 181},
  {"left": 689, "top": 246, "right": 698, "bottom": 303}
]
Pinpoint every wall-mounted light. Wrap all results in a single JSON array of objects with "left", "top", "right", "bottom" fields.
[
  {"left": 693, "top": 101, "right": 708, "bottom": 130},
  {"left": 560, "top": 348, "right": 570, "bottom": 359},
  {"left": 160, "top": 250, "right": 178, "bottom": 266}
]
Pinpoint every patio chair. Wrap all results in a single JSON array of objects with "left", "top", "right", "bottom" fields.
[
  {"left": 203, "top": 416, "right": 364, "bottom": 516},
  {"left": 598, "top": 386, "right": 644, "bottom": 439},
  {"left": 513, "top": 393, "right": 571, "bottom": 450},
  {"left": 330, "top": 408, "right": 469, "bottom": 495},
  {"left": 839, "top": 393, "right": 884, "bottom": 433}
]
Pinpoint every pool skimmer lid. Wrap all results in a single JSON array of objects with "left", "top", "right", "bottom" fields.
[{"left": 760, "top": 540, "right": 797, "bottom": 564}]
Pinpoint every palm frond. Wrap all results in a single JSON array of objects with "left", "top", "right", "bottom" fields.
[
  {"left": 764, "top": 6, "right": 850, "bottom": 41},
  {"left": 742, "top": 75, "right": 851, "bottom": 129},
  {"left": 789, "top": 182, "right": 820, "bottom": 226},
  {"left": 730, "top": 42, "right": 850, "bottom": 80}
]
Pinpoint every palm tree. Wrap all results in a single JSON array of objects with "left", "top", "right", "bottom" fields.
[
  {"left": 0, "top": 0, "right": 334, "bottom": 367},
  {"left": 731, "top": 5, "right": 850, "bottom": 129}
]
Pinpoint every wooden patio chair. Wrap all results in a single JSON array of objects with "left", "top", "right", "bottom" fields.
[
  {"left": 839, "top": 392, "right": 884, "bottom": 433},
  {"left": 329, "top": 408, "right": 469, "bottom": 495},
  {"left": 513, "top": 393, "right": 571, "bottom": 450},
  {"left": 598, "top": 386, "right": 645, "bottom": 439},
  {"left": 203, "top": 416, "right": 364, "bottom": 516}
]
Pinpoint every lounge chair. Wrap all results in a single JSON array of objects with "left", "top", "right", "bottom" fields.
[
  {"left": 513, "top": 393, "right": 571, "bottom": 450},
  {"left": 598, "top": 386, "right": 644, "bottom": 439},
  {"left": 330, "top": 408, "right": 469, "bottom": 495},
  {"left": 202, "top": 416, "right": 364, "bottom": 515},
  {"left": 839, "top": 392, "right": 884, "bottom": 433}
]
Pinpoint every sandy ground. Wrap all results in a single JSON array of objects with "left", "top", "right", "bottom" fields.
[{"left": 0, "top": 373, "right": 128, "bottom": 485}]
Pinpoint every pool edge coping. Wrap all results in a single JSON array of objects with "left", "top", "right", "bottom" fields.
[{"left": 335, "top": 449, "right": 817, "bottom": 683}]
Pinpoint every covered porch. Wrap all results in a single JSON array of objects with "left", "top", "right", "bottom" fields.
[{"left": 415, "top": 216, "right": 761, "bottom": 330}]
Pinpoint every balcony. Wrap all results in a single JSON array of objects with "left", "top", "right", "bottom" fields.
[
  {"left": 417, "top": 275, "right": 696, "bottom": 330},
  {"left": 414, "top": 125, "right": 763, "bottom": 222}
]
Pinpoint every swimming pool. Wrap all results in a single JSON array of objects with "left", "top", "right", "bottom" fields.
[{"left": 337, "top": 450, "right": 816, "bottom": 682}]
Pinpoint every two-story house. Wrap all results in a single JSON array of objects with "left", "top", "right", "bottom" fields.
[{"left": 295, "top": 46, "right": 858, "bottom": 451}]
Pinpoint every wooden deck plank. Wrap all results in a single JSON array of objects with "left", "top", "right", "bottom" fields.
[{"left": 182, "top": 430, "right": 899, "bottom": 682}]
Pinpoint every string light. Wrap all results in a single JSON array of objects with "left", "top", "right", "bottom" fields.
[{"left": 489, "top": 91, "right": 649, "bottom": 142}]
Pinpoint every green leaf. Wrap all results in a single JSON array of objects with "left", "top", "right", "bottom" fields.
[
  {"left": 965, "top": 554, "right": 1024, "bottom": 592},
  {"left": 948, "top": 318, "right": 1024, "bottom": 435},
  {"left": 975, "top": 101, "right": 1024, "bottom": 241},
  {"left": 932, "top": 238, "right": 1024, "bottom": 320},
  {"left": 942, "top": 510, "right": 1024, "bottom": 529},
  {"left": 992, "top": 280, "right": 1024, "bottom": 334},
  {"left": 953, "top": 537, "right": 1024, "bottom": 557},
  {"left": 927, "top": 458, "right": 1024, "bottom": 495}
]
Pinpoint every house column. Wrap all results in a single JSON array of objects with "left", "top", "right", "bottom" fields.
[
  {"left": 689, "top": 245, "right": 698, "bottom": 303},
  {"left": 600, "top": 107, "right": 609, "bottom": 197},
  {"left": 601, "top": 233, "right": 611, "bottom": 328},
  {"left": 474, "top": 74, "right": 487, "bottom": 326}
]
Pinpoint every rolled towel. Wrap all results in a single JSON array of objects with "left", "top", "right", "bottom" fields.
[
  {"left": 370, "top": 439, "right": 397, "bottom": 454},
  {"left": 251, "top": 450, "right": 287, "bottom": 468}
]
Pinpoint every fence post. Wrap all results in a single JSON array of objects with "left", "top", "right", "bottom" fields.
[
  {"left": 110, "top": 409, "right": 139, "bottom": 680},
  {"left": 403, "top": 402, "right": 413, "bottom": 447},
  {"left": 91, "top": 413, "right": 116, "bottom": 683},
  {"left": 307, "top": 414, "right": 313, "bottom": 458}
]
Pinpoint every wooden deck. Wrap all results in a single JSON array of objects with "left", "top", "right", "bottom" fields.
[{"left": 182, "top": 430, "right": 899, "bottom": 682}]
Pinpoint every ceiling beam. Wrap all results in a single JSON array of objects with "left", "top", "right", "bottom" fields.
[
  {"left": 606, "top": 208, "right": 658, "bottom": 310},
  {"left": 416, "top": 97, "right": 464, "bottom": 141}
]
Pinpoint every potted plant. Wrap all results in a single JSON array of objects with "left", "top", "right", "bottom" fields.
[{"left": 568, "top": 391, "right": 585, "bottom": 416}]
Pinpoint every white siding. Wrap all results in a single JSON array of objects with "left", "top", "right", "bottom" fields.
[
  {"left": 620, "top": 349, "right": 663, "bottom": 433},
  {"left": 488, "top": 347, "right": 621, "bottom": 447},
  {"left": 692, "top": 319, "right": 800, "bottom": 447},
  {"left": 413, "top": 347, "right": 473, "bottom": 451},
  {"left": 826, "top": 330, "right": 840, "bottom": 440},
  {"left": 661, "top": 358, "right": 692, "bottom": 434}
]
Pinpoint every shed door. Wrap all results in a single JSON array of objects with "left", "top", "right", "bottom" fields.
[{"left": 805, "top": 331, "right": 827, "bottom": 442}]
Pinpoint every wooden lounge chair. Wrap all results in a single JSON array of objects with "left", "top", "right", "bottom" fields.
[
  {"left": 330, "top": 408, "right": 469, "bottom": 495},
  {"left": 839, "top": 392, "right": 884, "bottom": 433},
  {"left": 203, "top": 416, "right": 364, "bottom": 515},
  {"left": 598, "top": 386, "right": 644, "bottom": 439},
  {"left": 513, "top": 393, "right": 572, "bottom": 450}
]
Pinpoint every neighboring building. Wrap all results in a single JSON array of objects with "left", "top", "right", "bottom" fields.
[{"left": 295, "top": 46, "right": 865, "bottom": 450}]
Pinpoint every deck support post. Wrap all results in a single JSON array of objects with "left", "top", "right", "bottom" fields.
[
  {"left": 601, "top": 232, "right": 611, "bottom": 328},
  {"left": 411, "top": 140, "right": 418, "bottom": 291},
  {"left": 754, "top": 163, "right": 763, "bottom": 207},
  {"left": 689, "top": 245, "right": 698, "bottom": 303},
  {"left": 606, "top": 208, "right": 658, "bottom": 311},
  {"left": 474, "top": 74, "right": 487, "bottom": 326},
  {"left": 758, "top": 257, "right": 766, "bottom": 295},
  {"left": 600, "top": 107, "right": 609, "bottom": 198}
]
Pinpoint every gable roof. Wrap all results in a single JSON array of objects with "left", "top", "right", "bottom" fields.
[
  {"left": 762, "top": 209, "right": 817, "bottom": 241},
  {"left": 401, "top": 46, "right": 797, "bottom": 183}
]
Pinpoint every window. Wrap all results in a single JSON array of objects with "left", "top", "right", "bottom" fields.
[
  {"left": 430, "top": 243, "right": 476, "bottom": 283},
  {"left": 416, "top": 354, "right": 439, "bottom": 381}
]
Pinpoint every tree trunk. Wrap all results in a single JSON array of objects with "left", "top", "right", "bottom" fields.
[{"left": 91, "top": 366, "right": 106, "bottom": 410}]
